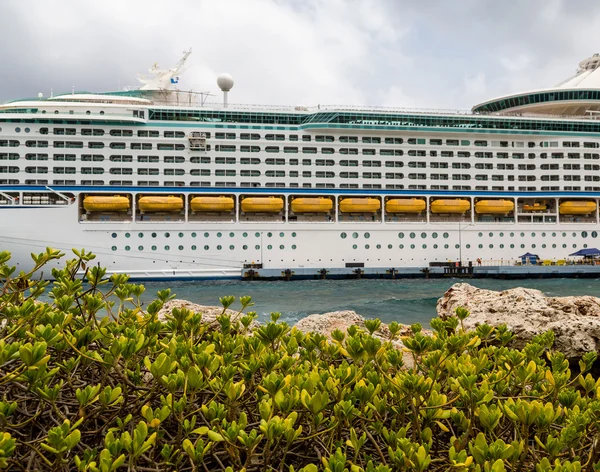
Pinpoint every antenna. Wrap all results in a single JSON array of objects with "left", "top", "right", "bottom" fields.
[{"left": 217, "top": 73, "right": 234, "bottom": 108}]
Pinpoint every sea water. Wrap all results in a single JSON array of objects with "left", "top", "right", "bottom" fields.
[{"left": 139, "top": 278, "right": 600, "bottom": 327}]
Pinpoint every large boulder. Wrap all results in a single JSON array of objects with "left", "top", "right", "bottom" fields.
[
  {"left": 437, "top": 283, "right": 600, "bottom": 358},
  {"left": 157, "top": 299, "right": 257, "bottom": 329}
]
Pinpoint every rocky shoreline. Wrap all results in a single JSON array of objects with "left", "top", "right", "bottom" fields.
[{"left": 158, "top": 282, "right": 600, "bottom": 359}]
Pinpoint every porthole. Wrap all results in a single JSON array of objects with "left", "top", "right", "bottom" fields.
[
  {"left": 111, "top": 233, "right": 117, "bottom": 238},
  {"left": 125, "top": 233, "right": 131, "bottom": 238},
  {"left": 432, "top": 232, "right": 438, "bottom": 239},
  {"left": 178, "top": 245, "right": 183, "bottom": 250},
  {"left": 243, "top": 245, "right": 248, "bottom": 250},
  {"left": 489, "top": 232, "right": 493, "bottom": 238},
  {"left": 267, "top": 232, "right": 273, "bottom": 237},
  {"left": 489, "top": 244, "right": 493, "bottom": 249},
  {"left": 217, "top": 232, "right": 222, "bottom": 238},
  {"left": 584, "top": 244, "right": 588, "bottom": 248},
  {"left": 292, "top": 244, "right": 297, "bottom": 249},
  {"left": 164, "top": 232, "right": 170, "bottom": 238},
  {"left": 582, "top": 231, "right": 588, "bottom": 238},
  {"left": 138, "top": 246, "right": 143, "bottom": 251},
  {"left": 152, "top": 245, "right": 157, "bottom": 251},
  {"left": 510, "top": 244, "right": 514, "bottom": 249},
  {"left": 466, "top": 244, "right": 470, "bottom": 249},
  {"left": 279, "top": 232, "right": 285, "bottom": 237},
  {"left": 191, "top": 232, "right": 197, "bottom": 238},
  {"left": 552, "top": 244, "right": 556, "bottom": 249},
  {"left": 421, "top": 232, "right": 427, "bottom": 239},
  {"left": 562, "top": 232, "right": 567, "bottom": 237},
  {"left": 191, "top": 245, "right": 197, "bottom": 250},
  {"left": 443, "top": 233, "right": 449, "bottom": 239},
  {"left": 410, "top": 244, "right": 415, "bottom": 249},
  {"left": 165, "top": 245, "right": 170, "bottom": 250},
  {"left": 572, "top": 232, "right": 577, "bottom": 237},
  {"left": 399, "top": 244, "right": 404, "bottom": 249},
  {"left": 352, "top": 232, "right": 359, "bottom": 239},
  {"left": 455, "top": 244, "right": 459, "bottom": 249},
  {"left": 341, "top": 232, "right": 347, "bottom": 239},
  {"left": 255, "top": 245, "right": 260, "bottom": 250},
  {"left": 573, "top": 244, "right": 577, "bottom": 248},
  {"left": 205, "top": 232, "right": 210, "bottom": 238},
  {"left": 365, "top": 244, "right": 370, "bottom": 249},
  {"left": 364, "top": 232, "right": 370, "bottom": 239},
  {"left": 204, "top": 245, "right": 209, "bottom": 250},
  {"left": 230, "top": 245, "right": 235, "bottom": 250},
  {"left": 520, "top": 232, "right": 525, "bottom": 237},
  {"left": 410, "top": 232, "right": 416, "bottom": 239},
  {"left": 230, "top": 232, "right": 235, "bottom": 237},
  {"left": 478, "top": 232, "right": 483, "bottom": 237},
  {"left": 510, "top": 232, "right": 514, "bottom": 237},
  {"left": 217, "top": 245, "right": 222, "bottom": 250},
  {"left": 15, "top": 127, "right": 21, "bottom": 133},
  {"left": 499, "top": 232, "right": 504, "bottom": 237},
  {"left": 444, "top": 244, "right": 449, "bottom": 249},
  {"left": 433, "top": 244, "right": 438, "bottom": 249},
  {"left": 125, "top": 246, "right": 130, "bottom": 251},
  {"left": 520, "top": 244, "right": 525, "bottom": 249},
  {"left": 352, "top": 244, "right": 357, "bottom": 249},
  {"left": 593, "top": 231, "right": 598, "bottom": 238},
  {"left": 398, "top": 232, "right": 404, "bottom": 239},
  {"left": 178, "top": 232, "right": 183, "bottom": 238},
  {"left": 478, "top": 244, "right": 483, "bottom": 249},
  {"left": 388, "top": 244, "right": 392, "bottom": 249},
  {"left": 499, "top": 244, "right": 504, "bottom": 249},
  {"left": 138, "top": 232, "right": 143, "bottom": 238},
  {"left": 531, "top": 233, "right": 536, "bottom": 237},
  {"left": 376, "top": 244, "right": 381, "bottom": 249},
  {"left": 422, "top": 244, "right": 427, "bottom": 249},
  {"left": 541, "top": 244, "right": 546, "bottom": 249},
  {"left": 292, "top": 232, "right": 297, "bottom": 237},
  {"left": 111, "top": 246, "right": 117, "bottom": 251},
  {"left": 541, "top": 232, "right": 545, "bottom": 237},
  {"left": 24, "top": 127, "right": 30, "bottom": 133},
  {"left": 531, "top": 244, "right": 536, "bottom": 249},
  {"left": 267, "top": 245, "right": 272, "bottom": 250},
  {"left": 243, "top": 232, "right": 248, "bottom": 237},
  {"left": 552, "top": 232, "right": 557, "bottom": 237},
  {"left": 255, "top": 232, "right": 260, "bottom": 237}
]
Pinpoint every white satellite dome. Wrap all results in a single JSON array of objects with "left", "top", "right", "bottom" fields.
[{"left": 217, "top": 73, "right": 234, "bottom": 92}]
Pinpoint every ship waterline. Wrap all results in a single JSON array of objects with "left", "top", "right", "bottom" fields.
[{"left": 3, "top": 51, "right": 600, "bottom": 278}]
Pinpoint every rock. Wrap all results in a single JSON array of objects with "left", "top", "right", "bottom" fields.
[
  {"left": 157, "top": 299, "right": 258, "bottom": 329},
  {"left": 437, "top": 283, "right": 600, "bottom": 359},
  {"left": 294, "top": 310, "right": 418, "bottom": 368}
]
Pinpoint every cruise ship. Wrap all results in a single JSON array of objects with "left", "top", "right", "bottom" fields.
[{"left": 2, "top": 50, "right": 600, "bottom": 279}]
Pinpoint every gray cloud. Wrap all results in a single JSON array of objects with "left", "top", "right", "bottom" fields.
[{"left": 1, "top": 0, "right": 599, "bottom": 110}]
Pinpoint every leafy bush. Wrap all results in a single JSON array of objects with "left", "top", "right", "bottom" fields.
[{"left": 1, "top": 249, "right": 600, "bottom": 471}]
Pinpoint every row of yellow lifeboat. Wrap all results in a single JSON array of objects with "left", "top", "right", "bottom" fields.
[{"left": 81, "top": 195, "right": 599, "bottom": 215}]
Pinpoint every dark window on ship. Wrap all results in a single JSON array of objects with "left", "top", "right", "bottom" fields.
[
  {"left": 385, "top": 161, "right": 403, "bottom": 167},
  {"left": 266, "top": 170, "right": 285, "bottom": 177},
  {"left": 110, "top": 130, "right": 133, "bottom": 137},
  {"left": 24, "top": 166, "right": 47, "bottom": 173},
  {"left": 240, "top": 133, "right": 260, "bottom": 140},
  {"left": 110, "top": 142, "right": 126, "bottom": 149},
  {"left": 191, "top": 156, "right": 211, "bottom": 164},
  {"left": 53, "top": 128, "right": 76, "bottom": 136},
  {"left": 88, "top": 142, "right": 104, "bottom": 149},
  {"left": 241, "top": 170, "right": 260, "bottom": 177},
  {"left": 26, "top": 140, "right": 48, "bottom": 148},
  {"left": 137, "top": 130, "right": 159, "bottom": 138},
  {"left": 110, "top": 155, "right": 133, "bottom": 162},
  {"left": 137, "top": 181, "right": 160, "bottom": 186},
  {"left": 81, "top": 167, "right": 104, "bottom": 174},
  {"left": 137, "top": 156, "right": 159, "bottom": 163},
  {"left": 137, "top": 168, "right": 159, "bottom": 175},
  {"left": 190, "top": 169, "right": 211, "bottom": 176},
  {"left": 385, "top": 173, "right": 404, "bottom": 179},
  {"left": 316, "top": 159, "right": 335, "bottom": 166},
  {"left": 53, "top": 154, "right": 76, "bottom": 161},
  {"left": 164, "top": 169, "right": 185, "bottom": 176},
  {"left": 164, "top": 131, "right": 186, "bottom": 138},
  {"left": 164, "top": 156, "right": 185, "bottom": 163},
  {"left": 25, "top": 154, "right": 47, "bottom": 160},
  {"left": 110, "top": 168, "right": 133, "bottom": 175},
  {"left": 240, "top": 158, "right": 260, "bottom": 165},
  {"left": 0, "top": 140, "right": 20, "bottom": 147},
  {"left": 109, "top": 180, "right": 133, "bottom": 185}
]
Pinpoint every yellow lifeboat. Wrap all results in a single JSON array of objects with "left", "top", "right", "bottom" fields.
[
  {"left": 430, "top": 199, "right": 471, "bottom": 214},
  {"left": 83, "top": 195, "right": 130, "bottom": 212},
  {"left": 559, "top": 201, "right": 597, "bottom": 215},
  {"left": 241, "top": 197, "right": 284, "bottom": 213},
  {"left": 190, "top": 196, "right": 235, "bottom": 212},
  {"left": 138, "top": 196, "right": 184, "bottom": 212},
  {"left": 523, "top": 202, "right": 547, "bottom": 212},
  {"left": 385, "top": 198, "right": 426, "bottom": 214},
  {"left": 475, "top": 199, "right": 514, "bottom": 214},
  {"left": 339, "top": 198, "right": 381, "bottom": 213},
  {"left": 291, "top": 197, "right": 333, "bottom": 213}
]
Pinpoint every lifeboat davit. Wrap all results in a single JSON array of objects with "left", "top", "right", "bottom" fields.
[
  {"left": 241, "top": 197, "right": 284, "bottom": 213},
  {"left": 190, "top": 196, "right": 235, "bottom": 212},
  {"left": 83, "top": 195, "right": 130, "bottom": 212},
  {"left": 559, "top": 201, "right": 597, "bottom": 215},
  {"left": 522, "top": 202, "right": 547, "bottom": 212},
  {"left": 138, "top": 196, "right": 184, "bottom": 212},
  {"left": 291, "top": 197, "right": 333, "bottom": 213},
  {"left": 475, "top": 200, "right": 514, "bottom": 215},
  {"left": 385, "top": 198, "right": 426, "bottom": 214},
  {"left": 430, "top": 199, "right": 471, "bottom": 214},
  {"left": 339, "top": 198, "right": 381, "bottom": 213}
]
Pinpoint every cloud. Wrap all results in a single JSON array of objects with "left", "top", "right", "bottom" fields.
[{"left": 1, "top": 0, "right": 600, "bottom": 110}]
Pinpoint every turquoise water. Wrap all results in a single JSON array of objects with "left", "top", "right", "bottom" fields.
[{"left": 139, "top": 278, "right": 600, "bottom": 327}]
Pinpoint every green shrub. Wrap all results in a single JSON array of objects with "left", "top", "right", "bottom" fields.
[{"left": 1, "top": 248, "right": 600, "bottom": 471}]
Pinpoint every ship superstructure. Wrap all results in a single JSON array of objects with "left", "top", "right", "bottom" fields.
[{"left": 2, "top": 51, "right": 600, "bottom": 278}]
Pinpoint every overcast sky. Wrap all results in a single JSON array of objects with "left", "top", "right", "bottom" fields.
[{"left": 1, "top": 0, "right": 599, "bottom": 110}]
